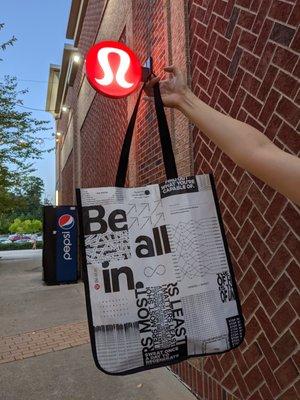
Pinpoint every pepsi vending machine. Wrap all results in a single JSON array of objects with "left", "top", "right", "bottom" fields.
[{"left": 43, "top": 206, "right": 78, "bottom": 285}]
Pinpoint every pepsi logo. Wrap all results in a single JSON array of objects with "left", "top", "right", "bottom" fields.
[
  {"left": 58, "top": 214, "right": 75, "bottom": 230},
  {"left": 94, "top": 283, "right": 100, "bottom": 290}
]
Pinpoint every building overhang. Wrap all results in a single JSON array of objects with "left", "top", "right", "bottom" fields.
[
  {"left": 66, "top": 0, "right": 89, "bottom": 46},
  {"left": 54, "top": 44, "right": 79, "bottom": 115},
  {"left": 45, "top": 64, "right": 60, "bottom": 117}
]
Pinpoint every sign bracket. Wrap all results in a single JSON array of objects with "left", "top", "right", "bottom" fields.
[{"left": 142, "top": 56, "right": 153, "bottom": 82}]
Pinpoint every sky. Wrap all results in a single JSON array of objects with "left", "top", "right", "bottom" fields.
[{"left": 1, "top": 0, "right": 72, "bottom": 203}]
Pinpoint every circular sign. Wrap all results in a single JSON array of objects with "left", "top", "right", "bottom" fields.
[
  {"left": 58, "top": 214, "right": 75, "bottom": 230},
  {"left": 85, "top": 40, "right": 142, "bottom": 98}
]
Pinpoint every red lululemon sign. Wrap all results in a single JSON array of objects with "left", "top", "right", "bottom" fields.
[{"left": 85, "top": 41, "right": 142, "bottom": 98}]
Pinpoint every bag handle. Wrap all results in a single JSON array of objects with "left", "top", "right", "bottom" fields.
[{"left": 115, "top": 82, "right": 178, "bottom": 187}]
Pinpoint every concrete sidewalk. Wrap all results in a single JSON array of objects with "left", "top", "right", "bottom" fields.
[{"left": 0, "top": 250, "right": 196, "bottom": 400}]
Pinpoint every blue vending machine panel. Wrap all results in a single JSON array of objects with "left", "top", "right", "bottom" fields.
[{"left": 55, "top": 206, "right": 78, "bottom": 283}]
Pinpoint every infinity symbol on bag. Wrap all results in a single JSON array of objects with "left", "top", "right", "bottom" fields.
[{"left": 144, "top": 264, "right": 166, "bottom": 277}]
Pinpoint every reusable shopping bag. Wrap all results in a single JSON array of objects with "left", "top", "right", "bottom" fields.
[{"left": 76, "top": 83, "right": 245, "bottom": 375}]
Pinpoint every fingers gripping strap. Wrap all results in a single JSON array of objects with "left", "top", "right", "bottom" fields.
[{"left": 115, "top": 82, "right": 178, "bottom": 187}]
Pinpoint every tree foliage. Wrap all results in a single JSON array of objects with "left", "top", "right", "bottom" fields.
[
  {"left": 9, "top": 218, "right": 42, "bottom": 234},
  {"left": 0, "top": 23, "right": 52, "bottom": 225}
]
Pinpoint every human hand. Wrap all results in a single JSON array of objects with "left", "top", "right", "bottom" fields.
[{"left": 144, "top": 65, "right": 189, "bottom": 109}]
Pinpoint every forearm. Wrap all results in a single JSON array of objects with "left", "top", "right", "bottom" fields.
[
  {"left": 177, "top": 89, "right": 271, "bottom": 171},
  {"left": 177, "top": 89, "right": 300, "bottom": 205}
]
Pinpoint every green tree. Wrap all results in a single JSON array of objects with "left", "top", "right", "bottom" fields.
[
  {"left": 9, "top": 218, "right": 42, "bottom": 234},
  {"left": 0, "top": 23, "right": 51, "bottom": 219},
  {"left": 13, "top": 176, "right": 44, "bottom": 219}
]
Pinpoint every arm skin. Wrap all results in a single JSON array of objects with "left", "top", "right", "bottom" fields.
[
  {"left": 178, "top": 89, "right": 300, "bottom": 205},
  {"left": 145, "top": 66, "right": 300, "bottom": 206}
]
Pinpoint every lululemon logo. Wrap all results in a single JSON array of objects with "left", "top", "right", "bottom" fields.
[
  {"left": 96, "top": 47, "right": 133, "bottom": 89},
  {"left": 85, "top": 40, "right": 142, "bottom": 98}
]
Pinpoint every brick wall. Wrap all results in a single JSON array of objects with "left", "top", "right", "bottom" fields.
[
  {"left": 133, "top": 0, "right": 170, "bottom": 185},
  {"left": 80, "top": 92, "right": 127, "bottom": 187},
  {"left": 61, "top": 150, "right": 74, "bottom": 204},
  {"left": 57, "top": 0, "right": 299, "bottom": 399},
  {"left": 176, "top": 1, "right": 299, "bottom": 399}
]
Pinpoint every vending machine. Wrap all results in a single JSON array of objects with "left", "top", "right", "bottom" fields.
[{"left": 43, "top": 205, "right": 78, "bottom": 285}]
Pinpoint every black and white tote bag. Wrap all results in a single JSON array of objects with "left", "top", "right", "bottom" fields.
[{"left": 76, "top": 83, "right": 245, "bottom": 375}]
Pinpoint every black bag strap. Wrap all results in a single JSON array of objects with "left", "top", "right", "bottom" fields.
[{"left": 115, "top": 82, "right": 178, "bottom": 187}]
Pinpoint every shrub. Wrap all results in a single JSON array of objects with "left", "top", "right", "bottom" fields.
[{"left": 0, "top": 241, "right": 43, "bottom": 251}]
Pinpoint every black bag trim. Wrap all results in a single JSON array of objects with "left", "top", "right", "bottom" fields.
[
  {"left": 115, "top": 82, "right": 178, "bottom": 187},
  {"left": 76, "top": 174, "right": 245, "bottom": 376}
]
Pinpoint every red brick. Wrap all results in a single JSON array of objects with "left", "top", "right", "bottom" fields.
[
  {"left": 267, "top": 245, "right": 292, "bottom": 278},
  {"left": 275, "top": 359, "right": 298, "bottom": 389},
  {"left": 259, "top": 383, "right": 274, "bottom": 400},
  {"left": 274, "top": 70, "right": 299, "bottom": 99},
  {"left": 234, "top": 348, "right": 248, "bottom": 375},
  {"left": 239, "top": 30, "right": 257, "bottom": 52},
  {"left": 230, "top": 87, "right": 247, "bottom": 118},
  {"left": 250, "top": 231, "right": 272, "bottom": 264},
  {"left": 273, "top": 330, "right": 298, "bottom": 363},
  {"left": 249, "top": 207, "right": 270, "bottom": 238},
  {"left": 240, "top": 268, "right": 258, "bottom": 297},
  {"left": 244, "top": 365, "right": 263, "bottom": 393},
  {"left": 257, "top": 65, "right": 279, "bottom": 102},
  {"left": 233, "top": 365, "right": 249, "bottom": 398},
  {"left": 243, "top": 341, "right": 262, "bottom": 367},
  {"left": 250, "top": 0, "right": 261, "bottom": 12},
  {"left": 252, "top": 256, "right": 274, "bottom": 288},
  {"left": 241, "top": 72, "right": 260, "bottom": 96},
  {"left": 196, "top": 369, "right": 204, "bottom": 397},
  {"left": 227, "top": 26, "right": 242, "bottom": 61},
  {"left": 288, "top": 3, "right": 300, "bottom": 26},
  {"left": 237, "top": 9, "right": 255, "bottom": 30},
  {"left": 286, "top": 260, "right": 300, "bottom": 287},
  {"left": 246, "top": 317, "right": 261, "bottom": 345},
  {"left": 269, "top": 1, "right": 294, "bottom": 23},
  {"left": 243, "top": 94, "right": 263, "bottom": 118},
  {"left": 270, "top": 23, "right": 296, "bottom": 46},
  {"left": 247, "top": 183, "right": 269, "bottom": 213},
  {"left": 271, "top": 302, "right": 296, "bottom": 334},
  {"left": 216, "top": 53, "right": 231, "bottom": 74},
  {"left": 289, "top": 290, "right": 300, "bottom": 314},
  {"left": 285, "top": 232, "right": 300, "bottom": 263},
  {"left": 256, "top": 307, "right": 278, "bottom": 342},
  {"left": 270, "top": 273, "right": 294, "bottom": 305},
  {"left": 235, "top": 195, "right": 253, "bottom": 224},
  {"left": 291, "top": 26, "right": 300, "bottom": 52},
  {"left": 264, "top": 114, "right": 282, "bottom": 141},
  {"left": 252, "top": 0, "right": 272, "bottom": 33},
  {"left": 265, "top": 218, "right": 289, "bottom": 252},
  {"left": 238, "top": 245, "right": 255, "bottom": 275},
  {"left": 257, "top": 332, "right": 280, "bottom": 369},
  {"left": 253, "top": 18, "right": 274, "bottom": 56},
  {"left": 277, "top": 122, "right": 300, "bottom": 155},
  {"left": 240, "top": 51, "right": 260, "bottom": 74},
  {"left": 217, "top": 91, "right": 233, "bottom": 113},
  {"left": 264, "top": 193, "right": 287, "bottom": 224},
  {"left": 255, "top": 42, "right": 276, "bottom": 79},
  {"left": 258, "top": 89, "right": 281, "bottom": 125},
  {"left": 255, "top": 280, "right": 276, "bottom": 314},
  {"left": 276, "top": 96, "right": 300, "bottom": 126},
  {"left": 290, "top": 320, "right": 300, "bottom": 342},
  {"left": 258, "top": 358, "right": 281, "bottom": 397},
  {"left": 278, "top": 387, "right": 299, "bottom": 400},
  {"left": 236, "top": 220, "right": 254, "bottom": 249},
  {"left": 272, "top": 47, "right": 298, "bottom": 73}
]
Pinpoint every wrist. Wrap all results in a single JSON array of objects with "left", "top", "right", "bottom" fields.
[{"left": 176, "top": 88, "right": 197, "bottom": 113}]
